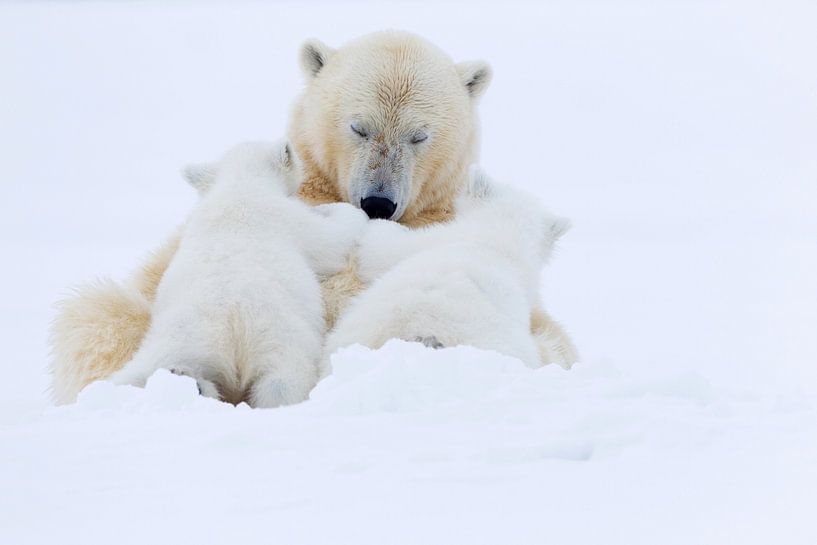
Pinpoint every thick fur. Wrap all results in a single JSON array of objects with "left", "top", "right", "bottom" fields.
[
  {"left": 106, "top": 141, "right": 367, "bottom": 407},
  {"left": 50, "top": 280, "right": 152, "bottom": 405},
  {"left": 322, "top": 168, "right": 571, "bottom": 374},
  {"left": 530, "top": 307, "right": 578, "bottom": 368},
  {"left": 49, "top": 233, "right": 180, "bottom": 405},
  {"left": 49, "top": 31, "right": 576, "bottom": 403},
  {"left": 288, "top": 31, "right": 574, "bottom": 361}
]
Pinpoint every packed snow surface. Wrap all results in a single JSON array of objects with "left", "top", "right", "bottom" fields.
[
  {"left": 2, "top": 341, "right": 815, "bottom": 544},
  {"left": 1, "top": 1, "right": 816, "bottom": 544}
]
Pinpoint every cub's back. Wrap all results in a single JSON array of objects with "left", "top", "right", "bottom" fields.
[{"left": 155, "top": 194, "right": 322, "bottom": 324}]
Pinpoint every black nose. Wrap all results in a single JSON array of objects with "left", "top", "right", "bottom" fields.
[{"left": 360, "top": 197, "right": 396, "bottom": 220}]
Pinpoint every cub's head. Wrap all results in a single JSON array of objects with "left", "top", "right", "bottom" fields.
[
  {"left": 289, "top": 31, "right": 492, "bottom": 224},
  {"left": 460, "top": 166, "right": 571, "bottom": 264},
  {"left": 183, "top": 140, "right": 302, "bottom": 197}
]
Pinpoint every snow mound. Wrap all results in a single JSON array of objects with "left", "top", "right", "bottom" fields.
[
  {"left": 309, "top": 340, "right": 533, "bottom": 414},
  {"left": 73, "top": 368, "right": 228, "bottom": 413},
  {"left": 308, "top": 341, "right": 740, "bottom": 457}
]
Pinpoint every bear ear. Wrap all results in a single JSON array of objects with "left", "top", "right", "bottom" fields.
[
  {"left": 466, "top": 164, "right": 493, "bottom": 198},
  {"left": 299, "top": 39, "right": 335, "bottom": 79},
  {"left": 281, "top": 142, "right": 293, "bottom": 168},
  {"left": 182, "top": 162, "right": 218, "bottom": 195},
  {"left": 274, "top": 140, "right": 304, "bottom": 195},
  {"left": 548, "top": 217, "right": 572, "bottom": 241},
  {"left": 456, "top": 61, "right": 492, "bottom": 99},
  {"left": 270, "top": 139, "right": 294, "bottom": 170}
]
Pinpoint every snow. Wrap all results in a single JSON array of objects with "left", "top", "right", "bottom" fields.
[
  {"left": 1, "top": 1, "right": 816, "bottom": 544},
  {"left": 2, "top": 342, "right": 815, "bottom": 544}
]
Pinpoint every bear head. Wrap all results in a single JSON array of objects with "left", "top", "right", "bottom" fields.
[
  {"left": 183, "top": 140, "right": 302, "bottom": 197},
  {"left": 289, "top": 31, "right": 491, "bottom": 226},
  {"left": 459, "top": 165, "right": 571, "bottom": 267}
]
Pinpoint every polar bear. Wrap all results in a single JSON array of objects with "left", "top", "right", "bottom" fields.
[
  {"left": 49, "top": 31, "right": 577, "bottom": 404},
  {"left": 322, "top": 167, "right": 570, "bottom": 374},
  {"left": 107, "top": 141, "right": 367, "bottom": 407}
]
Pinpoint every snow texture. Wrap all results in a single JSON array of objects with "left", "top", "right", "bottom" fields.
[
  {"left": 1, "top": 1, "right": 816, "bottom": 544},
  {"left": 2, "top": 342, "right": 816, "bottom": 544}
]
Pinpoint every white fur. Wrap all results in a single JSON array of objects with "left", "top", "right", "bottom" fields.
[
  {"left": 107, "top": 141, "right": 368, "bottom": 407},
  {"left": 322, "top": 167, "right": 569, "bottom": 375}
]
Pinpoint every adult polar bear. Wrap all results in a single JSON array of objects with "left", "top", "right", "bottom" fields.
[{"left": 50, "top": 31, "right": 577, "bottom": 404}]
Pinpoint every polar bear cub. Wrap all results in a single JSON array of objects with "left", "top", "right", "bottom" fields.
[
  {"left": 107, "top": 141, "right": 367, "bottom": 407},
  {"left": 322, "top": 167, "right": 570, "bottom": 374}
]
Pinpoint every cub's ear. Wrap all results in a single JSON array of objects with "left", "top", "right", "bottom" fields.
[
  {"left": 465, "top": 164, "right": 493, "bottom": 198},
  {"left": 548, "top": 217, "right": 572, "bottom": 241},
  {"left": 277, "top": 141, "right": 296, "bottom": 170},
  {"left": 456, "top": 61, "right": 492, "bottom": 99},
  {"left": 182, "top": 162, "right": 218, "bottom": 195},
  {"left": 299, "top": 39, "right": 335, "bottom": 79},
  {"left": 273, "top": 140, "right": 304, "bottom": 195}
]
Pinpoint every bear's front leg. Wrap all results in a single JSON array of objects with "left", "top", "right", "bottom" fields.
[
  {"left": 530, "top": 306, "right": 578, "bottom": 368},
  {"left": 106, "top": 355, "right": 158, "bottom": 388}
]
